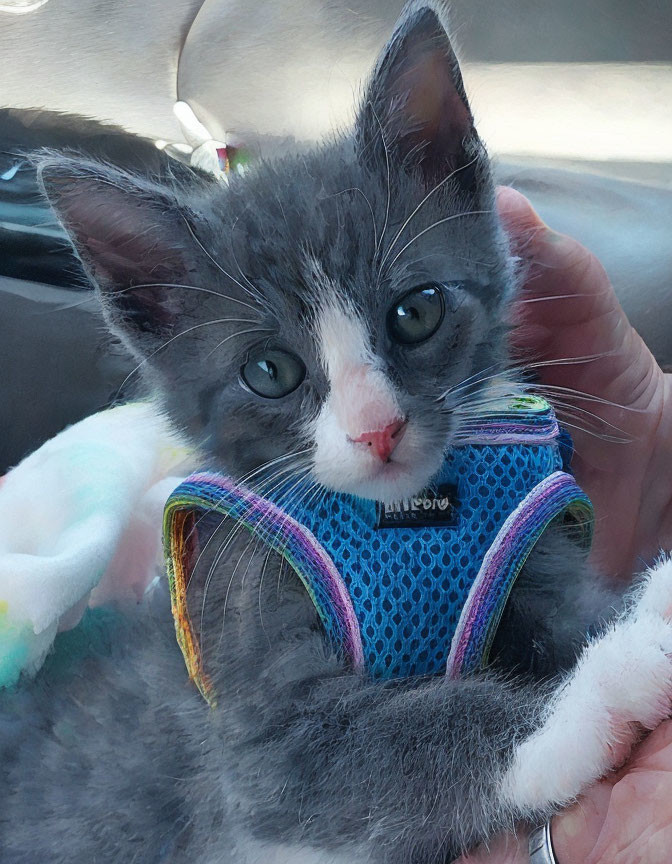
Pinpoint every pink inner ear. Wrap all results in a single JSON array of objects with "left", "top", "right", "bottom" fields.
[
  {"left": 401, "top": 50, "right": 472, "bottom": 154},
  {"left": 363, "top": 6, "right": 479, "bottom": 179},
  {"left": 83, "top": 206, "right": 183, "bottom": 290},
  {"left": 43, "top": 166, "right": 187, "bottom": 302}
]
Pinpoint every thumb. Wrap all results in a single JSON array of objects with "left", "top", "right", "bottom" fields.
[
  {"left": 495, "top": 185, "right": 625, "bottom": 353},
  {"left": 495, "top": 185, "right": 547, "bottom": 258}
]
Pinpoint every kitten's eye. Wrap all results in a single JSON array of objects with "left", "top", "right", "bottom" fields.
[
  {"left": 387, "top": 284, "right": 445, "bottom": 345},
  {"left": 240, "top": 349, "right": 306, "bottom": 399}
]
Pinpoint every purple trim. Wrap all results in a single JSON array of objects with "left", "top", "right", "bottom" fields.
[
  {"left": 446, "top": 471, "right": 591, "bottom": 678},
  {"left": 183, "top": 472, "right": 364, "bottom": 668},
  {"left": 457, "top": 419, "right": 560, "bottom": 445}
]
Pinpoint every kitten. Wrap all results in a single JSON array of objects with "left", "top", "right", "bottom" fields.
[{"left": 3, "top": 3, "right": 672, "bottom": 863}]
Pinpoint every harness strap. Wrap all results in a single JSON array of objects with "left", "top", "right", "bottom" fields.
[
  {"left": 165, "top": 469, "right": 592, "bottom": 705},
  {"left": 446, "top": 471, "right": 593, "bottom": 678},
  {"left": 164, "top": 473, "right": 364, "bottom": 706}
]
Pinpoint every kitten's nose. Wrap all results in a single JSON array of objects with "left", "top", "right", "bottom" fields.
[{"left": 351, "top": 418, "right": 407, "bottom": 462}]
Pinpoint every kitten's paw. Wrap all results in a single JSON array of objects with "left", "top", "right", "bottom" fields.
[
  {"left": 589, "top": 615, "right": 672, "bottom": 731},
  {"left": 501, "top": 582, "right": 672, "bottom": 812},
  {"left": 629, "top": 556, "right": 672, "bottom": 623}
]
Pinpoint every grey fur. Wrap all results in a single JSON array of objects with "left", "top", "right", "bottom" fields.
[{"left": 3, "top": 3, "right": 623, "bottom": 862}]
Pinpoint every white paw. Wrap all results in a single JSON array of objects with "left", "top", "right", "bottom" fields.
[
  {"left": 585, "top": 615, "right": 672, "bottom": 730},
  {"left": 501, "top": 560, "right": 672, "bottom": 812},
  {"left": 629, "top": 556, "right": 672, "bottom": 623}
]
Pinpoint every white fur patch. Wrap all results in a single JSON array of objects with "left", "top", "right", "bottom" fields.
[
  {"left": 317, "top": 302, "right": 400, "bottom": 435},
  {"left": 311, "top": 302, "right": 441, "bottom": 502},
  {"left": 501, "top": 557, "right": 672, "bottom": 812}
]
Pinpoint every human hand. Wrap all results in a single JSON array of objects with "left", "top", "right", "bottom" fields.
[
  {"left": 496, "top": 186, "right": 672, "bottom": 580},
  {"left": 453, "top": 188, "right": 672, "bottom": 864},
  {"left": 457, "top": 718, "right": 672, "bottom": 864}
]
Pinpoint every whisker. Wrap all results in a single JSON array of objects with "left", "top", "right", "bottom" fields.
[
  {"left": 234, "top": 447, "right": 316, "bottom": 491},
  {"left": 523, "top": 352, "right": 615, "bottom": 370},
  {"left": 542, "top": 418, "right": 630, "bottom": 444},
  {"left": 516, "top": 292, "right": 593, "bottom": 305},
  {"left": 208, "top": 465, "right": 315, "bottom": 623},
  {"left": 525, "top": 382, "right": 649, "bottom": 414},
  {"left": 131, "top": 281, "right": 259, "bottom": 311},
  {"left": 196, "top": 462, "right": 313, "bottom": 649},
  {"left": 377, "top": 155, "right": 479, "bottom": 273},
  {"left": 322, "top": 186, "right": 378, "bottom": 252},
  {"left": 230, "top": 216, "right": 266, "bottom": 298},
  {"left": 205, "top": 529, "right": 258, "bottom": 661},
  {"left": 256, "top": 545, "right": 275, "bottom": 647},
  {"left": 182, "top": 215, "right": 266, "bottom": 305},
  {"left": 179, "top": 447, "right": 315, "bottom": 557},
  {"left": 113, "top": 317, "right": 264, "bottom": 398},
  {"left": 368, "top": 102, "right": 391, "bottom": 263},
  {"left": 38, "top": 280, "right": 260, "bottom": 316},
  {"left": 537, "top": 399, "right": 631, "bottom": 437},
  {"left": 444, "top": 370, "right": 633, "bottom": 441},
  {"left": 383, "top": 209, "right": 492, "bottom": 275},
  {"left": 453, "top": 392, "right": 631, "bottom": 437},
  {"left": 187, "top": 452, "right": 313, "bottom": 573},
  {"left": 438, "top": 356, "right": 646, "bottom": 418},
  {"left": 450, "top": 374, "right": 632, "bottom": 425},
  {"left": 453, "top": 393, "right": 631, "bottom": 443},
  {"left": 37, "top": 292, "right": 97, "bottom": 313},
  {"left": 437, "top": 365, "right": 519, "bottom": 403},
  {"left": 217, "top": 533, "right": 260, "bottom": 653},
  {"left": 203, "top": 326, "right": 274, "bottom": 360},
  {"left": 451, "top": 395, "right": 523, "bottom": 415}
]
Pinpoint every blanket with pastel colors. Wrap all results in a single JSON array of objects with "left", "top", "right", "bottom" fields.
[{"left": 0, "top": 403, "right": 192, "bottom": 688}]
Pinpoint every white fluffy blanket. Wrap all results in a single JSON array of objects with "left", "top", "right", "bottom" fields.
[{"left": 0, "top": 403, "right": 193, "bottom": 687}]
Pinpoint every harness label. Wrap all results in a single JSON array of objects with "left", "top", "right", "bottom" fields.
[{"left": 375, "top": 483, "right": 459, "bottom": 529}]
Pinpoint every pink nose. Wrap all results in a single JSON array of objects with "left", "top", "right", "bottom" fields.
[{"left": 351, "top": 419, "right": 407, "bottom": 463}]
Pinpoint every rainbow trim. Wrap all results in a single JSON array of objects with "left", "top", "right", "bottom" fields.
[
  {"left": 457, "top": 395, "right": 560, "bottom": 444},
  {"left": 446, "top": 470, "right": 592, "bottom": 678},
  {"left": 164, "top": 473, "right": 363, "bottom": 705},
  {"left": 164, "top": 395, "right": 593, "bottom": 702}
]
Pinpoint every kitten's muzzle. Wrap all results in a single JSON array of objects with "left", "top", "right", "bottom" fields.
[{"left": 349, "top": 418, "right": 407, "bottom": 463}]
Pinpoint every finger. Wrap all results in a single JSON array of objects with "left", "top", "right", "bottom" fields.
[
  {"left": 589, "top": 772, "right": 672, "bottom": 864},
  {"left": 552, "top": 781, "right": 613, "bottom": 863},
  {"left": 495, "top": 185, "right": 662, "bottom": 579},
  {"left": 494, "top": 186, "right": 547, "bottom": 260},
  {"left": 495, "top": 185, "right": 629, "bottom": 368},
  {"left": 496, "top": 185, "right": 619, "bottom": 325},
  {"left": 615, "top": 719, "right": 672, "bottom": 774}
]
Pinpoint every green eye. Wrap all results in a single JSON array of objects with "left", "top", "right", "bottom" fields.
[
  {"left": 240, "top": 349, "right": 306, "bottom": 399},
  {"left": 387, "top": 284, "right": 445, "bottom": 345}
]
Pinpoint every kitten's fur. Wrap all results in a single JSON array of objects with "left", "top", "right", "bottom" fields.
[{"left": 3, "top": 3, "right": 672, "bottom": 862}]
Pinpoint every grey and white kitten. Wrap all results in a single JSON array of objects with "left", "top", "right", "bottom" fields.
[{"left": 3, "top": 3, "right": 672, "bottom": 863}]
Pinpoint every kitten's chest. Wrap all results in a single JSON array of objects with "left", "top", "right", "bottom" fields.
[
  {"left": 166, "top": 397, "right": 593, "bottom": 696},
  {"left": 284, "top": 436, "right": 572, "bottom": 680}
]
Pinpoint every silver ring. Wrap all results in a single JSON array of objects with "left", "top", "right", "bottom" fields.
[{"left": 528, "top": 822, "right": 558, "bottom": 864}]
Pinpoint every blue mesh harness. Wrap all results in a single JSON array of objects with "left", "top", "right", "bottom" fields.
[{"left": 165, "top": 396, "right": 593, "bottom": 702}]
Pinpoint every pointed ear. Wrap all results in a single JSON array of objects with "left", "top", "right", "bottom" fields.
[
  {"left": 357, "top": 2, "right": 485, "bottom": 187},
  {"left": 37, "top": 154, "right": 199, "bottom": 353}
]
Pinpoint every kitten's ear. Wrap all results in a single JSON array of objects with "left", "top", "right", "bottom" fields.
[
  {"left": 38, "top": 154, "right": 198, "bottom": 353},
  {"left": 357, "top": 2, "right": 484, "bottom": 186}
]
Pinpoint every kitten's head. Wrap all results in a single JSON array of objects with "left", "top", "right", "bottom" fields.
[{"left": 40, "top": 2, "right": 515, "bottom": 504}]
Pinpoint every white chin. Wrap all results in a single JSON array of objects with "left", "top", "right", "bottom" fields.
[{"left": 313, "top": 450, "right": 445, "bottom": 504}]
